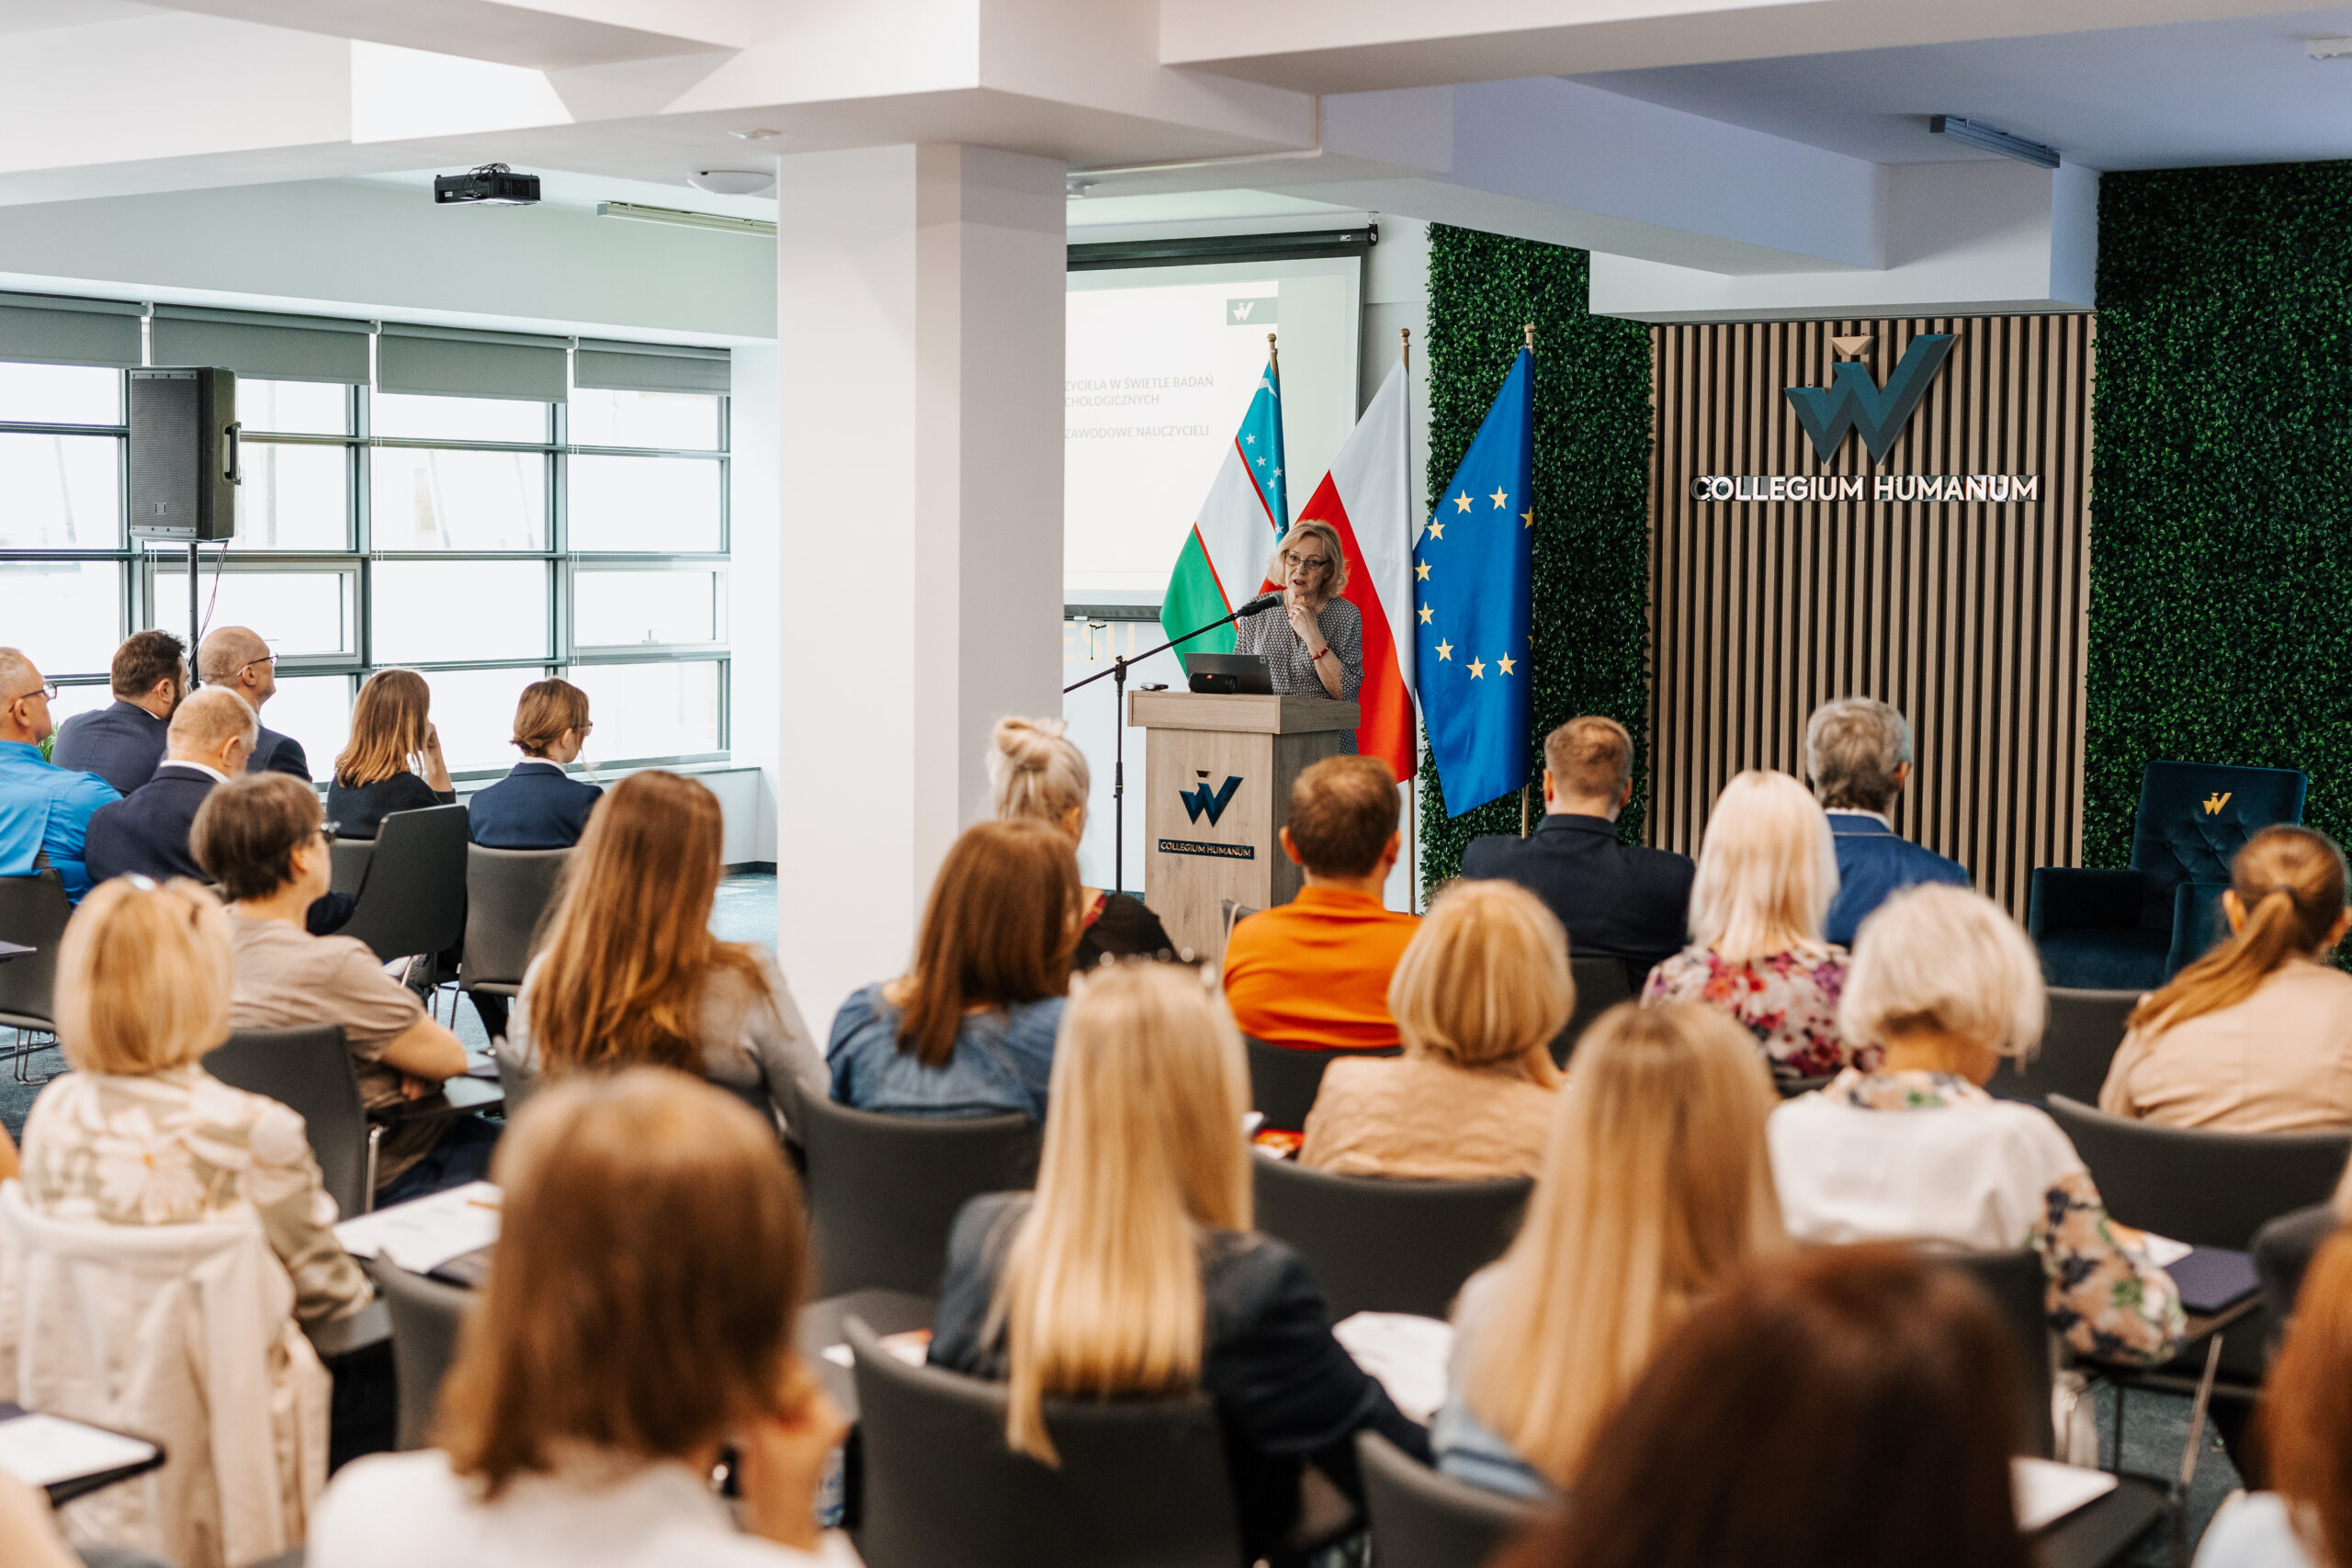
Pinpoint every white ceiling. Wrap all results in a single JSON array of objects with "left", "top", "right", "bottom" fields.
[
  {"left": 0, "top": 0, "right": 158, "bottom": 30},
  {"left": 1570, "top": 5, "right": 2352, "bottom": 170}
]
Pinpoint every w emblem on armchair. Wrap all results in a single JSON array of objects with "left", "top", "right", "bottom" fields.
[{"left": 2202, "top": 792, "right": 2233, "bottom": 816}]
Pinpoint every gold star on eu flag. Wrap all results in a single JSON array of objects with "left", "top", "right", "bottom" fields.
[
  {"left": 1468, "top": 658, "right": 1486, "bottom": 679},
  {"left": 1426, "top": 521, "right": 1444, "bottom": 540},
  {"left": 1435, "top": 639, "right": 1453, "bottom": 660},
  {"left": 1418, "top": 604, "right": 1433, "bottom": 624},
  {"left": 1415, "top": 561, "right": 1430, "bottom": 580},
  {"left": 1453, "top": 491, "right": 1472, "bottom": 513},
  {"left": 1497, "top": 654, "right": 1516, "bottom": 675},
  {"left": 1489, "top": 487, "right": 1508, "bottom": 509}
]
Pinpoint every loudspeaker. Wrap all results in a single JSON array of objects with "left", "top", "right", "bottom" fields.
[{"left": 129, "top": 367, "right": 240, "bottom": 542}]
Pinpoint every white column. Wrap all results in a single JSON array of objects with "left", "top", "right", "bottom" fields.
[{"left": 774, "top": 143, "right": 1065, "bottom": 1032}]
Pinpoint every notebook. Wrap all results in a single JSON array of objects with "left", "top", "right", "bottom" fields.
[
  {"left": 0, "top": 1404, "right": 164, "bottom": 1506},
  {"left": 2167, "top": 1247, "right": 2260, "bottom": 1314}
]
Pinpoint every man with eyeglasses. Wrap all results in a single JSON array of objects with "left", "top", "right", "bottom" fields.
[
  {"left": 198, "top": 626, "right": 313, "bottom": 782},
  {"left": 0, "top": 647, "right": 122, "bottom": 902}
]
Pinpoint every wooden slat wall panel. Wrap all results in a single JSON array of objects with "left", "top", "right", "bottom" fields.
[{"left": 1645, "top": 315, "right": 2094, "bottom": 920}]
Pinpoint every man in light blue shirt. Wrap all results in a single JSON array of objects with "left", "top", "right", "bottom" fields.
[
  {"left": 0, "top": 648, "right": 122, "bottom": 902},
  {"left": 1807, "top": 696, "right": 1971, "bottom": 946}
]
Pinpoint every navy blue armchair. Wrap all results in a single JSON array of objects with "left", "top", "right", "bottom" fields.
[{"left": 2028, "top": 761, "right": 2306, "bottom": 990}]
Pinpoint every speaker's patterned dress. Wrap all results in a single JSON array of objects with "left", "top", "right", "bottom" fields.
[{"left": 1232, "top": 597, "right": 1363, "bottom": 754}]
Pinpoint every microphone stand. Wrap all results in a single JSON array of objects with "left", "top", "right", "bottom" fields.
[{"left": 1064, "top": 597, "right": 1279, "bottom": 896}]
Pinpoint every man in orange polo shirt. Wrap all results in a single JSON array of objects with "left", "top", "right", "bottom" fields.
[{"left": 1223, "top": 754, "right": 1419, "bottom": 1050}]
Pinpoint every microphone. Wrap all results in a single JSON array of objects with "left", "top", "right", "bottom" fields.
[{"left": 1236, "top": 592, "right": 1284, "bottom": 616}]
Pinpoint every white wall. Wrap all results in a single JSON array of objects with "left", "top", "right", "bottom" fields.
[{"left": 729, "top": 341, "right": 783, "bottom": 863}]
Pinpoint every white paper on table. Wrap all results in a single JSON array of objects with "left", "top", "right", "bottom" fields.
[
  {"left": 1332, "top": 1312, "right": 1454, "bottom": 1426},
  {"left": 2012, "top": 1457, "right": 2119, "bottom": 1531},
  {"left": 2109, "top": 1223, "right": 2193, "bottom": 1267},
  {"left": 334, "top": 1180, "right": 502, "bottom": 1270},
  {"left": 821, "top": 1331, "right": 931, "bottom": 1371},
  {"left": 0, "top": 1413, "right": 158, "bottom": 1488}
]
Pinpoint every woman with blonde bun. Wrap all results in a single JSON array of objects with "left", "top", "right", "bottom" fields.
[
  {"left": 2102, "top": 826, "right": 2352, "bottom": 1132},
  {"left": 1299, "top": 880, "right": 1567, "bottom": 1179},
  {"left": 989, "top": 716, "right": 1174, "bottom": 968}
]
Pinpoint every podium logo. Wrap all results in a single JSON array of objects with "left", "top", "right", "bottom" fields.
[
  {"left": 1784, "top": 333, "right": 1955, "bottom": 464},
  {"left": 1182, "top": 773, "right": 1242, "bottom": 827}
]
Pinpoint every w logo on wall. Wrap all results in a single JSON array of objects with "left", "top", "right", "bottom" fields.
[
  {"left": 1784, "top": 334, "right": 1955, "bottom": 464},
  {"left": 1182, "top": 773, "right": 1242, "bottom": 826}
]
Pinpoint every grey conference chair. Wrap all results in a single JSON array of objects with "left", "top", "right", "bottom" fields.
[
  {"left": 368, "top": 1258, "right": 475, "bottom": 1452},
  {"left": 1552, "top": 957, "right": 1635, "bottom": 1066},
  {"left": 1776, "top": 1073, "right": 1838, "bottom": 1100},
  {"left": 335, "top": 805, "right": 469, "bottom": 964},
  {"left": 328, "top": 837, "right": 374, "bottom": 897},
  {"left": 1937, "top": 1248, "right": 2056, "bottom": 1459},
  {"left": 1985, "top": 987, "right": 2140, "bottom": 1104},
  {"left": 204, "top": 1024, "right": 379, "bottom": 1217},
  {"left": 795, "top": 1091, "right": 1042, "bottom": 1299},
  {"left": 1357, "top": 1430, "right": 1537, "bottom": 1568},
  {"left": 0, "top": 870, "right": 70, "bottom": 1080},
  {"left": 2043, "top": 1094, "right": 2352, "bottom": 1251},
  {"left": 847, "top": 1315, "right": 1244, "bottom": 1568},
  {"left": 459, "top": 844, "right": 571, "bottom": 997},
  {"left": 1252, "top": 1158, "right": 1532, "bottom": 1321},
  {"left": 1245, "top": 1034, "right": 1402, "bottom": 1134}
]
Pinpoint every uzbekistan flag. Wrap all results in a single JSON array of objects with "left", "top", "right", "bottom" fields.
[
  {"left": 1296, "top": 361, "right": 1416, "bottom": 778},
  {"left": 1159, "top": 355, "right": 1286, "bottom": 668}
]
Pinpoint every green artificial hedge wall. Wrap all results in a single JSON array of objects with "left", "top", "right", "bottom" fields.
[
  {"left": 1418, "top": 226, "right": 1654, "bottom": 897},
  {"left": 2090, "top": 163, "right": 2352, "bottom": 867}
]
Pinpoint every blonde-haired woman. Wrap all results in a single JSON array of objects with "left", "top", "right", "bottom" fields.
[
  {"left": 310, "top": 1071, "right": 851, "bottom": 1568},
  {"left": 1642, "top": 769, "right": 1856, "bottom": 1082},
  {"left": 17, "top": 876, "right": 370, "bottom": 1323},
  {"left": 1232, "top": 519, "right": 1363, "bottom": 718},
  {"left": 498, "top": 771, "right": 824, "bottom": 1137},
  {"left": 1433, "top": 1001, "right": 1785, "bottom": 1498},
  {"left": 989, "top": 716, "right": 1173, "bottom": 968},
  {"left": 928, "top": 962, "right": 1428, "bottom": 1559},
  {"left": 327, "top": 669, "right": 455, "bottom": 840},
  {"left": 2102, "top": 826, "right": 2352, "bottom": 1131},
  {"left": 1300, "top": 880, "right": 1567, "bottom": 1179},
  {"left": 1771, "top": 883, "right": 2184, "bottom": 1366}
]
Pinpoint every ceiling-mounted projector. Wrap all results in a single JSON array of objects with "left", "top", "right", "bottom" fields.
[
  {"left": 435, "top": 164, "right": 541, "bottom": 205},
  {"left": 688, "top": 169, "right": 775, "bottom": 197}
]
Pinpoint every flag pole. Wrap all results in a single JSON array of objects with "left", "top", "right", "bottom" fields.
[
  {"left": 1268, "top": 331, "right": 1280, "bottom": 384},
  {"left": 1521, "top": 321, "right": 1534, "bottom": 841},
  {"left": 1400, "top": 325, "right": 1417, "bottom": 911}
]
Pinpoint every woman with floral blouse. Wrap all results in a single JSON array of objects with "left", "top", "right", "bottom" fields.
[
  {"left": 1642, "top": 770, "right": 1861, "bottom": 1085},
  {"left": 1770, "top": 883, "right": 2184, "bottom": 1365},
  {"left": 17, "top": 875, "right": 371, "bottom": 1325}
]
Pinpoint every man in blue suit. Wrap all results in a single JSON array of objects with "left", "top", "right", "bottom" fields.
[
  {"left": 1461, "top": 715, "right": 1694, "bottom": 977},
  {"left": 85, "top": 687, "right": 256, "bottom": 886},
  {"left": 1807, "top": 696, "right": 1972, "bottom": 946},
  {"left": 198, "top": 626, "right": 313, "bottom": 782},
  {"left": 0, "top": 648, "right": 119, "bottom": 902},
  {"left": 49, "top": 629, "right": 186, "bottom": 797}
]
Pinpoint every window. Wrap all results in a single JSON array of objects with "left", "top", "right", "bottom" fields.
[{"left": 0, "top": 321, "right": 730, "bottom": 781}]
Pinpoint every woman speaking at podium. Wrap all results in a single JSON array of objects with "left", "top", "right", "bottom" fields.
[{"left": 1233, "top": 520, "right": 1364, "bottom": 751}]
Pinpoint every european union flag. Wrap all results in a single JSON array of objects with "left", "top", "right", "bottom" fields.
[{"left": 1415, "top": 347, "right": 1532, "bottom": 815}]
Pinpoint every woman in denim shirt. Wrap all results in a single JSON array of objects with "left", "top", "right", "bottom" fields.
[{"left": 827, "top": 818, "right": 1080, "bottom": 1120}]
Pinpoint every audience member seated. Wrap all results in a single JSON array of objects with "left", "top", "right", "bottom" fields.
[
  {"left": 2196, "top": 1231, "right": 2352, "bottom": 1568},
  {"left": 198, "top": 626, "right": 310, "bottom": 780},
  {"left": 309, "top": 1070, "right": 852, "bottom": 1568},
  {"left": 17, "top": 875, "right": 371, "bottom": 1325},
  {"left": 989, "top": 715, "right": 1173, "bottom": 966},
  {"left": 1642, "top": 770, "right": 1856, "bottom": 1082},
  {"left": 1805, "top": 697, "right": 1972, "bottom": 946},
  {"left": 1434, "top": 1002, "right": 1784, "bottom": 1498},
  {"left": 828, "top": 818, "right": 1078, "bottom": 1119},
  {"left": 1771, "top": 883, "right": 2184, "bottom": 1365},
  {"left": 467, "top": 678, "right": 603, "bottom": 850},
  {"left": 498, "top": 771, "right": 824, "bottom": 1135},
  {"left": 49, "top": 630, "right": 187, "bottom": 798},
  {"left": 326, "top": 669, "right": 456, "bottom": 840},
  {"left": 1223, "top": 754, "right": 1416, "bottom": 1050},
  {"left": 84, "top": 686, "right": 255, "bottom": 886},
  {"left": 929, "top": 962, "right": 1430, "bottom": 1562},
  {"left": 0, "top": 647, "right": 119, "bottom": 902},
  {"left": 2101, "top": 825, "right": 2352, "bottom": 1132},
  {"left": 192, "top": 773, "right": 490, "bottom": 1203},
  {"left": 1493, "top": 1247, "right": 2035, "bottom": 1568},
  {"left": 1300, "top": 880, "right": 1567, "bottom": 1179},
  {"left": 1460, "top": 716, "right": 1693, "bottom": 976}
]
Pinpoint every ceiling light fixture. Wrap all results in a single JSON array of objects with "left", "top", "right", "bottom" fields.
[
  {"left": 729, "top": 128, "right": 783, "bottom": 141},
  {"left": 2307, "top": 37, "right": 2352, "bottom": 58},
  {"left": 687, "top": 169, "right": 775, "bottom": 197},
  {"left": 1066, "top": 177, "right": 1098, "bottom": 199},
  {"left": 597, "top": 201, "right": 776, "bottom": 237},
  {"left": 1928, "top": 116, "right": 2060, "bottom": 169}
]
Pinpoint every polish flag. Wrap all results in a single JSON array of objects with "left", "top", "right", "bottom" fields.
[{"left": 1297, "top": 362, "right": 1417, "bottom": 778}]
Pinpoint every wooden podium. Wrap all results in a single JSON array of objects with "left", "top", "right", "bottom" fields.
[{"left": 1127, "top": 690, "right": 1361, "bottom": 964}]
